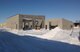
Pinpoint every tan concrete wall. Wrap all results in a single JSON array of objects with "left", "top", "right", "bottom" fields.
[
  {"left": 45, "top": 18, "right": 62, "bottom": 29},
  {"left": 19, "top": 14, "right": 34, "bottom": 29},
  {"left": 45, "top": 18, "right": 73, "bottom": 30},
  {"left": 5, "top": 15, "right": 73, "bottom": 30},
  {"left": 19, "top": 14, "right": 45, "bottom": 29},
  {"left": 0, "top": 23, "right": 3, "bottom": 28},
  {"left": 6, "top": 15, "right": 19, "bottom": 29},
  {"left": 61, "top": 19, "right": 73, "bottom": 30},
  {"left": 6, "top": 14, "right": 45, "bottom": 30}
]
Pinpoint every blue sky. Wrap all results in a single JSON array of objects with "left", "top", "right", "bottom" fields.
[{"left": 0, "top": 0, "right": 80, "bottom": 23}]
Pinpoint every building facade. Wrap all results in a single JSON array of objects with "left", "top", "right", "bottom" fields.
[
  {"left": 74, "top": 22, "right": 80, "bottom": 28},
  {"left": 0, "top": 23, "right": 6, "bottom": 28},
  {"left": 6, "top": 14, "right": 45, "bottom": 30},
  {"left": 5, "top": 14, "right": 74, "bottom": 30},
  {"left": 45, "top": 18, "right": 73, "bottom": 30}
]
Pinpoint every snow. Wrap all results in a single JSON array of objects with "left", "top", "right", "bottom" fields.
[
  {"left": 41, "top": 27, "right": 62, "bottom": 39},
  {"left": 5, "top": 28, "right": 49, "bottom": 38},
  {"left": 0, "top": 27, "right": 80, "bottom": 46},
  {"left": 0, "top": 30, "right": 80, "bottom": 52},
  {"left": 41, "top": 27, "right": 80, "bottom": 45}
]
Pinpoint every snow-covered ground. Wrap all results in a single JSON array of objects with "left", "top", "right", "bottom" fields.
[
  {"left": 0, "top": 30, "right": 80, "bottom": 52},
  {"left": 41, "top": 27, "right": 80, "bottom": 45},
  {"left": 0, "top": 27, "right": 80, "bottom": 46}
]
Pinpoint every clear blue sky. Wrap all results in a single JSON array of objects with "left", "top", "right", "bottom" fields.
[{"left": 0, "top": 0, "right": 80, "bottom": 23}]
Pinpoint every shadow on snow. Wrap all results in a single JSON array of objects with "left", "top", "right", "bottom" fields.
[{"left": 0, "top": 31, "right": 80, "bottom": 52}]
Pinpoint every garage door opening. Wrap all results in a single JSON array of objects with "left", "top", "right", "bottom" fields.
[{"left": 49, "top": 22, "right": 58, "bottom": 30}]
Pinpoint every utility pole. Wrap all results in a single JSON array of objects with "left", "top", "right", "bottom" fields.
[{"left": 70, "top": 25, "right": 73, "bottom": 36}]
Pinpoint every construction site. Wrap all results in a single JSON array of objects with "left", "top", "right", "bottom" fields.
[{"left": 1, "top": 14, "right": 79, "bottom": 30}]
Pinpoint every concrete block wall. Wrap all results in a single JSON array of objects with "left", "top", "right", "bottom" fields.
[
  {"left": 45, "top": 18, "right": 73, "bottom": 30},
  {"left": 5, "top": 14, "right": 45, "bottom": 30},
  {"left": 6, "top": 15, "right": 19, "bottom": 29}
]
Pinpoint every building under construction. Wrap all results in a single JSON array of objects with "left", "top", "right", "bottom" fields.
[
  {"left": 45, "top": 18, "right": 73, "bottom": 30},
  {"left": 5, "top": 14, "right": 74, "bottom": 30},
  {"left": 6, "top": 14, "right": 45, "bottom": 30}
]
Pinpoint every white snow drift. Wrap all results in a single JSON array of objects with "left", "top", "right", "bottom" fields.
[{"left": 1, "top": 27, "right": 80, "bottom": 46}]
